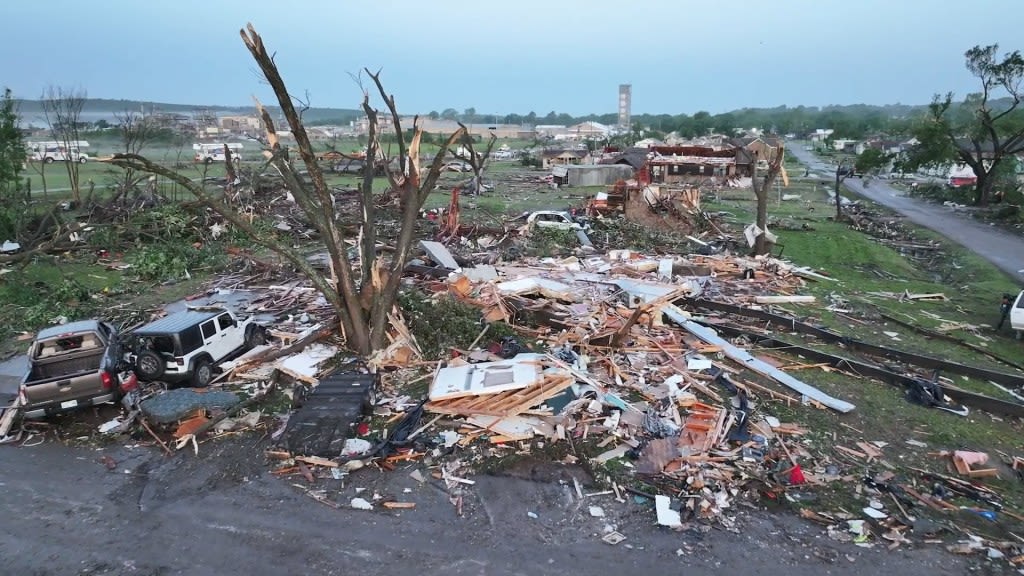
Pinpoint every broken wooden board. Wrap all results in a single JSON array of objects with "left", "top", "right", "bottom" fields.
[
  {"left": 0, "top": 397, "right": 21, "bottom": 438},
  {"left": 753, "top": 295, "right": 816, "bottom": 304},
  {"left": 426, "top": 374, "right": 574, "bottom": 417}
]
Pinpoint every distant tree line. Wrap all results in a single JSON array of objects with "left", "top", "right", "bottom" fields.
[{"left": 425, "top": 104, "right": 927, "bottom": 139}]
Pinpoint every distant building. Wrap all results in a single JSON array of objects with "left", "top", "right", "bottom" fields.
[
  {"left": 535, "top": 124, "right": 569, "bottom": 138},
  {"left": 566, "top": 121, "right": 612, "bottom": 140},
  {"left": 540, "top": 149, "right": 593, "bottom": 169},
  {"left": 219, "top": 115, "right": 262, "bottom": 133}
]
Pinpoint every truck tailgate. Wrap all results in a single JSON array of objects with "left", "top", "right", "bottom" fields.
[
  {"left": 24, "top": 371, "right": 109, "bottom": 409},
  {"left": 23, "top": 351, "right": 106, "bottom": 408}
]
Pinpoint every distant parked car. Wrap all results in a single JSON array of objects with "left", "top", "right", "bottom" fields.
[
  {"left": 526, "top": 210, "right": 589, "bottom": 232},
  {"left": 443, "top": 161, "right": 472, "bottom": 173}
]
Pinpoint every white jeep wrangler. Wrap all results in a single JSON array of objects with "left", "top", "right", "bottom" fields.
[
  {"left": 1011, "top": 290, "right": 1024, "bottom": 338},
  {"left": 127, "top": 307, "right": 267, "bottom": 387}
]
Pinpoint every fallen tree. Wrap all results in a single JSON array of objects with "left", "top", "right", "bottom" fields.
[{"left": 106, "top": 24, "right": 465, "bottom": 356}]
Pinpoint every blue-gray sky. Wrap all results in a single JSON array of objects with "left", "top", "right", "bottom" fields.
[{"left": 2, "top": 0, "right": 1022, "bottom": 116}]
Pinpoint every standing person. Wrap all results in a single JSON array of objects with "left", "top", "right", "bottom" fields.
[{"left": 997, "top": 293, "right": 1013, "bottom": 331}]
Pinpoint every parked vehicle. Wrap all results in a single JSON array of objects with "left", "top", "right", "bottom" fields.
[
  {"left": 19, "top": 320, "right": 131, "bottom": 419},
  {"left": 442, "top": 161, "right": 472, "bottom": 173},
  {"left": 27, "top": 142, "right": 90, "bottom": 164},
  {"left": 193, "top": 142, "right": 244, "bottom": 164},
  {"left": 525, "top": 210, "right": 589, "bottom": 231},
  {"left": 1011, "top": 290, "right": 1024, "bottom": 338},
  {"left": 126, "top": 308, "right": 267, "bottom": 387}
]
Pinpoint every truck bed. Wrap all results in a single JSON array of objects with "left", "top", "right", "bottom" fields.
[{"left": 24, "top": 351, "right": 105, "bottom": 386}]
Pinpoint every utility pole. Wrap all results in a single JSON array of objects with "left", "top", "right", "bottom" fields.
[{"left": 835, "top": 160, "right": 845, "bottom": 221}]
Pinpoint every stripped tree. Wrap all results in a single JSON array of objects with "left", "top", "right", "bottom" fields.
[
  {"left": 106, "top": 24, "right": 465, "bottom": 355},
  {"left": 750, "top": 143, "right": 785, "bottom": 256},
  {"left": 40, "top": 86, "right": 87, "bottom": 203},
  {"left": 438, "top": 128, "right": 496, "bottom": 241},
  {"left": 109, "top": 109, "right": 160, "bottom": 204}
]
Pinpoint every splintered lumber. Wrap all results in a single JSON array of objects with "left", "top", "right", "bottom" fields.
[
  {"left": 663, "top": 312, "right": 855, "bottom": 413},
  {"left": 753, "top": 295, "right": 816, "bottom": 304},
  {"left": 295, "top": 455, "right": 339, "bottom": 468},
  {"left": 0, "top": 397, "right": 22, "bottom": 438},
  {"left": 425, "top": 374, "right": 574, "bottom": 417}
]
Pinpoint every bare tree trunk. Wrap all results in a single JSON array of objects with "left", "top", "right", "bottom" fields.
[
  {"left": 751, "top": 146, "right": 784, "bottom": 256},
  {"left": 974, "top": 168, "right": 992, "bottom": 207},
  {"left": 41, "top": 86, "right": 86, "bottom": 203},
  {"left": 110, "top": 109, "right": 157, "bottom": 204},
  {"left": 108, "top": 24, "right": 465, "bottom": 357}
]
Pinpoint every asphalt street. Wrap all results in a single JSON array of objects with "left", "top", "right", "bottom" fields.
[{"left": 787, "top": 145, "right": 1024, "bottom": 282}]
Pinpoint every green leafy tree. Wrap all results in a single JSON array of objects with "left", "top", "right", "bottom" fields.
[
  {"left": 0, "top": 88, "right": 27, "bottom": 240},
  {"left": 691, "top": 111, "right": 712, "bottom": 136},
  {"left": 855, "top": 147, "right": 890, "bottom": 174},
  {"left": 907, "top": 44, "right": 1024, "bottom": 206},
  {"left": 463, "top": 107, "right": 476, "bottom": 122},
  {"left": 427, "top": 110, "right": 440, "bottom": 120},
  {"left": 0, "top": 88, "right": 25, "bottom": 195},
  {"left": 440, "top": 108, "right": 458, "bottom": 120},
  {"left": 713, "top": 112, "right": 737, "bottom": 136}
]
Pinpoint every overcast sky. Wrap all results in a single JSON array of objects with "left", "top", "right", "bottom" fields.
[{"left": 2, "top": 0, "right": 1021, "bottom": 116}]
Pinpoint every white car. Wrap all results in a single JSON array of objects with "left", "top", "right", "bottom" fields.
[
  {"left": 443, "top": 161, "right": 472, "bottom": 172},
  {"left": 1011, "top": 290, "right": 1024, "bottom": 335},
  {"left": 526, "top": 210, "right": 588, "bottom": 231}
]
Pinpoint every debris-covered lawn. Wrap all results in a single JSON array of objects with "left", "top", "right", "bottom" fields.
[{"left": 3, "top": 171, "right": 1024, "bottom": 572}]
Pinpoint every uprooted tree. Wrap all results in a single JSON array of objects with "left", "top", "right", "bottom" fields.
[
  {"left": 908, "top": 44, "right": 1024, "bottom": 206},
  {"left": 106, "top": 24, "right": 465, "bottom": 356},
  {"left": 750, "top": 144, "right": 785, "bottom": 256}
]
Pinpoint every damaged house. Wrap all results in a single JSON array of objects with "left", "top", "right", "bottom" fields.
[
  {"left": 605, "top": 138, "right": 784, "bottom": 187},
  {"left": 540, "top": 149, "right": 594, "bottom": 169}
]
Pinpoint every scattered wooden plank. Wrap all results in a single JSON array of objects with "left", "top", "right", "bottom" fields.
[
  {"left": 835, "top": 445, "right": 868, "bottom": 460},
  {"left": 856, "top": 441, "right": 883, "bottom": 459},
  {"left": 426, "top": 374, "right": 574, "bottom": 417},
  {"left": 0, "top": 397, "right": 22, "bottom": 438},
  {"left": 295, "top": 455, "right": 339, "bottom": 468}
]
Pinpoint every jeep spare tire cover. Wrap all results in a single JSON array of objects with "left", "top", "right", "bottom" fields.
[
  {"left": 135, "top": 350, "right": 165, "bottom": 380},
  {"left": 245, "top": 325, "right": 267, "bottom": 348}
]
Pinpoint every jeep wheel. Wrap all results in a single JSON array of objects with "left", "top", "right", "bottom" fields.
[
  {"left": 244, "top": 325, "right": 267, "bottom": 349},
  {"left": 192, "top": 358, "right": 213, "bottom": 388},
  {"left": 135, "top": 350, "right": 165, "bottom": 381}
]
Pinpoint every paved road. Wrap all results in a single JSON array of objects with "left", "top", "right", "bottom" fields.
[{"left": 787, "top": 145, "right": 1024, "bottom": 281}]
